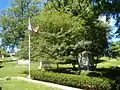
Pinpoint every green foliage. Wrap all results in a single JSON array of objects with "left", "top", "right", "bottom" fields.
[
  {"left": 17, "top": 10, "right": 109, "bottom": 63},
  {"left": 24, "top": 70, "right": 116, "bottom": 90},
  {"left": 35, "top": 11, "right": 109, "bottom": 60},
  {"left": 0, "top": 0, "right": 42, "bottom": 48},
  {"left": 94, "top": 0, "right": 120, "bottom": 37},
  {"left": 110, "top": 41, "right": 120, "bottom": 58},
  {"left": 3, "top": 0, "right": 110, "bottom": 64},
  {"left": 15, "top": 40, "right": 28, "bottom": 59},
  {"left": 0, "top": 48, "right": 10, "bottom": 57},
  {"left": 17, "top": 11, "right": 86, "bottom": 61}
]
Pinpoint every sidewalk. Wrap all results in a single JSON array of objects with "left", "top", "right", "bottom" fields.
[{"left": 12, "top": 77, "right": 82, "bottom": 90}]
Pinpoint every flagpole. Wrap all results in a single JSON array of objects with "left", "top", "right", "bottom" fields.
[
  {"left": 28, "top": 17, "right": 31, "bottom": 79},
  {"left": 27, "top": 17, "right": 39, "bottom": 79}
]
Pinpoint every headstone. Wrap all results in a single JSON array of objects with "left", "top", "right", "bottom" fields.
[
  {"left": 78, "top": 51, "right": 95, "bottom": 70},
  {"left": 1, "top": 55, "right": 4, "bottom": 58},
  {"left": 38, "top": 61, "right": 51, "bottom": 70},
  {"left": 38, "top": 61, "right": 42, "bottom": 69}
]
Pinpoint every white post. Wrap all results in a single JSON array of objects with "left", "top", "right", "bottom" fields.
[
  {"left": 28, "top": 29, "right": 31, "bottom": 79},
  {"left": 27, "top": 17, "right": 31, "bottom": 79}
]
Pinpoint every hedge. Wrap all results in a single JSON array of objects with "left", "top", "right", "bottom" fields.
[{"left": 24, "top": 70, "right": 116, "bottom": 90}]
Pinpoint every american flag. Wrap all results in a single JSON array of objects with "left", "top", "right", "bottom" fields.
[{"left": 28, "top": 17, "right": 39, "bottom": 32}]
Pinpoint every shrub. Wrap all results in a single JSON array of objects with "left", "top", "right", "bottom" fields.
[{"left": 24, "top": 70, "right": 116, "bottom": 90}]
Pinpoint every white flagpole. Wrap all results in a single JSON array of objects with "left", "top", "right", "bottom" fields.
[{"left": 28, "top": 17, "right": 31, "bottom": 79}]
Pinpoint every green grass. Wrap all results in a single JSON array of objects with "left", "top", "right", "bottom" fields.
[
  {"left": 0, "top": 61, "right": 60, "bottom": 90},
  {"left": 1, "top": 57, "right": 120, "bottom": 79},
  {"left": 0, "top": 79, "right": 60, "bottom": 90},
  {"left": 0, "top": 61, "right": 40, "bottom": 78},
  {"left": 97, "top": 57, "right": 120, "bottom": 68},
  {"left": 0, "top": 62, "right": 27, "bottom": 78}
]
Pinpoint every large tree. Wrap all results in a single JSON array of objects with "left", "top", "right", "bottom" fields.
[
  {"left": 44, "top": 0, "right": 110, "bottom": 57},
  {"left": 93, "top": 0, "right": 120, "bottom": 37},
  {"left": 17, "top": 9, "right": 109, "bottom": 64},
  {"left": 46, "top": 0, "right": 120, "bottom": 38},
  {"left": 2, "top": 0, "right": 111, "bottom": 64},
  {"left": 0, "top": 0, "right": 42, "bottom": 48}
]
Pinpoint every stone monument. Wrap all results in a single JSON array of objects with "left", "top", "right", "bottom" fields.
[
  {"left": 38, "top": 61, "right": 51, "bottom": 70},
  {"left": 78, "top": 51, "right": 95, "bottom": 70}
]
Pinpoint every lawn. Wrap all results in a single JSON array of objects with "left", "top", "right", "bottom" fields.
[
  {"left": 0, "top": 79, "right": 60, "bottom": 90},
  {"left": 0, "top": 60, "right": 60, "bottom": 90},
  {"left": 0, "top": 60, "right": 40, "bottom": 78},
  {"left": 1, "top": 57, "right": 120, "bottom": 78},
  {"left": 97, "top": 57, "right": 120, "bottom": 68},
  {"left": 0, "top": 62, "right": 27, "bottom": 78},
  {"left": 1, "top": 57, "right": 120, "bottom": 84}
]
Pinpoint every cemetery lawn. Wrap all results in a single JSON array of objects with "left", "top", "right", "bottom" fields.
[
  {"left": 0, "top": 57, "right": 120, "bottom": 78},
  {"left": 97, "top": 57, "right": 120, "bottom": 68},
  {"left": 0, "top": 79, "right": 60, "bottom": 90},
  {"left": 0, "top": 61, "right": 39, "bottom": 78}
]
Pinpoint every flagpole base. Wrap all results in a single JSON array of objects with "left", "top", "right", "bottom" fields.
[{"left": 27, "top": 74, "right": 31, "bottom": 79}]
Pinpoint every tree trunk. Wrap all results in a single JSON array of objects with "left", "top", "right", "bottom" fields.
[
  {"left": 56, "top": 63, "right": 59, "bottom": 69},
  {"left": 72, "top": 63, "right": 76, "bottom": 70}
]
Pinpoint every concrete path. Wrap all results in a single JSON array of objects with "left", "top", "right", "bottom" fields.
[{"left": 12, "top": 77, "right": 82, "bottom": 90}]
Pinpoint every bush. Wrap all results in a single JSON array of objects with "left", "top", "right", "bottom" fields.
[{"left": 24, "top": 70, "right": 116, "bottom": 90}]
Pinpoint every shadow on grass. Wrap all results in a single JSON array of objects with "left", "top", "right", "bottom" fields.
[
  {"left": 0, "top": 66, "right": 4, "bottom": 68},
  {"left": 98, "top": 67, "right": 120, "bottom": 80},
  {"left": 87, "top": 67, "right": 120, "bottom": 82},
  {"left": 94, "top": 59, "right": 106, "bottom": 64},
  {"left": 3, "top": 60, "right": 17, "bottom": 62},
  {"left": 22, "top": 67, "right": 78, "bottom": 75},
  {"left": 46, "top": 67, "right": 79, "bottom": 75}
]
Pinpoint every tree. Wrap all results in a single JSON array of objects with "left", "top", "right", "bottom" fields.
[
  {"left": 0, "top": 48, "right": 10, "bottom": 57},
  {"left": 94, "top": 0, "right": 120, "bottom": 38},
  {"left": 45, "top": 0, "right": 110, "bottom": 57},
  {"left": 0, "top": 0, "right": 42, "bottom": 48},
  {"left": 110, "top": 41, "right": 120, "bottom": 58},
  {"left": 17, "top": 9, "right": 109, "bottom": 67},
  {"left": 7, "top": 0, "right": 110, "bottom": 66},
  {"left": 17, "top": 11, "right": 86, "bottom": 62},
  {"left": 45, "top": 0, "right": 120, "bottom": 38}
]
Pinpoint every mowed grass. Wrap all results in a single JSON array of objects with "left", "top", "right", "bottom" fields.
[
  {"left": 0, "top": 61, "right": 60, "bottom": 90},
  {"left": 97, "top": 57, "right": 120, "bottom": 68},
  {"left": 0, "top": 61, "right": 39, "bottom": 78},
  {"left": 1, "top": 57, "right": 120, "bottom": 78},
  {"left": 0, "top": 79, "right": 60, "bottom": 90}
]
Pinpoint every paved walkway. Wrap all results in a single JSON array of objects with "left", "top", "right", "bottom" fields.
[{"left": 12, "top": 77, "right": 82, "bottom": 90}]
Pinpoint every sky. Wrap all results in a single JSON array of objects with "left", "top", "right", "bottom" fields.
[
  {"left": 100, "top": 15, "right": 120, "bottom": 42},
  {"left": 0, "top": 0, "right": 10, "bottom": 10},
  {"left": 0, "top": 0, "right": 11, "bottom": 46}
]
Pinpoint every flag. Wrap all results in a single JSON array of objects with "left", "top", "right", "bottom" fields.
[
  {"left": 28, "top": 17, "right": 39, "bottom": 32},
  {"left": 32, "top": 26, "right": 39, "bottom": 32},
  {"left": 28, "top": 17, "right": 32, "bottom": 31}
]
